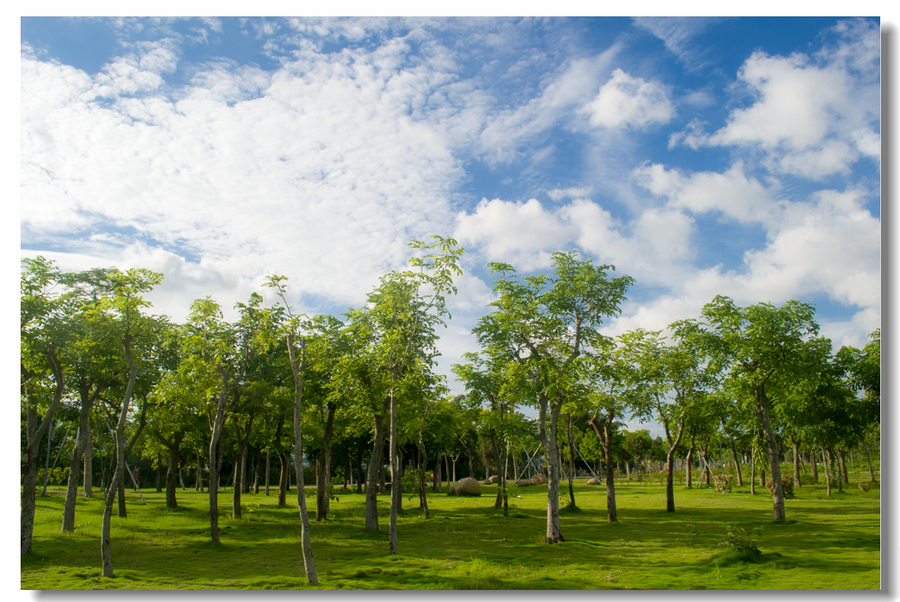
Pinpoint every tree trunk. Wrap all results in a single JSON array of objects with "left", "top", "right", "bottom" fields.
[
  {"left": 838, "top": 449, "right": 849, "bottom": 484},
  {"left": 365, "top": 408, "right": 387, "bottom": 532},
  {"left": 265, "top": 449, "right": 271, "bottom": 496},
  {"left": 166, "top": 441, "right": 180, "bottom": 509},
  {"left": 101, "top": 343, "right": 138, "bottom": 577},
  {"left": 538, "top": 395, "right": 563, "bottom": 543},
  {"left": 750, "top": 448, "right": 756, "bottom": 495},
  {"left": 566, "top": 415, "right": 576, "bottom": 509},
  {"left": 232, "top": 448, "right": 244, "bottom": 519},
  {"left": 863, "top": 440, "right": 875, "bottom": 482},
  {"left": 63, "top": 385, "right": 94, "bottom": 532},
  {"left": 685, "top": 433, "right": 695, "bottom": 489},
  {"left": 811, "top": 448, "right": 819, "bottom": 483},
  {"left": 417, "top": 437, "right": 430, "bottom": 518},
  {"left": 790, "top": 435, "right": 802, "bottom": 488},
  {"left": 754, "top": 386, "right": 785, "bottom": 521},
  {"left": 316, "top": 403, "right": 337, "bottom": 521},
  {"left": 208, "top": 386, "right": 229, "bottom": 544},
  {"left": 278, "top": 452, "right": 289, "bottom": 506},
  {"left": 83, "top": 418, "right": 94, "bottom": 498},
  {"left": 824, "top": 448, "right": 833, "bottom": 497},
  {"left": 433, "top": 451, "right": 442, "bottom": 493},
  {"left": 291, "top": 373, "right": 319, "bottom": 586},
  {"left": 728, "top": 434, "right": 743, "bottom": 487},
  {"left": 389, "top": 386, "right": 401, "bottom": 555}
]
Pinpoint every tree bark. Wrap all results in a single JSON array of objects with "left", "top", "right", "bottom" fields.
[
  {"left": 63, "top": 382, "right": 94, "bottom": 532},
  {"left": 790, "top": 435, "right": 802, "bottom": 488},
  {"left": 810, "top": 448, "right": 819, "bottom": 483},
  {"left": 589, "top": 414, "right": 617, "bottom": 522},
  {"left": 754, "top": 386, "right": 785, "bottom": 521},
  {"left": 101, "top": 340, "right": 138, "bottom": 577},
  {"left": 838, "top": 449, "right": 849, "bottom": 485},
  {"left": 316, "top": 402, "right": 337, "bottom": 521},
  {"left": 365, "top": 406, "right": 387, "bottom": 532},
  {"left": 83, "top": 419, "right": 94, "bottom": 498},
  {"left": 166, "top": 438, "right": 181, "bottom": 509},
  {"left": 685, "top": 432, "right": 695, "bottom": 489},
  {"left": 728, "top": 433, "right": 743, "bottom": 487},
  {"left": 265, "top": 448, "right": 271, "bottom": 496},
  {"left": 389, "top": 386, "right": 401, "bottom": 554},
  {"left": 566, "top": 414, "right": 577, "bottom": 509},
  {"left": 538, "top": 394, "right": 563, "bottom": 543}
]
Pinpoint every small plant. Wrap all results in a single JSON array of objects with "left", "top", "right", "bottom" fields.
[
  {"left": 858, "top": 482, "right": 870, "bottom": 492},
  {"left": 501, "top": 482, "right": 519, "bottom": 507},
  {"left": 719, "top": 524, "right": 762, "bottom": 556},
  {"left": 713, "top": 473, "right": 734, "bottom": 493}
]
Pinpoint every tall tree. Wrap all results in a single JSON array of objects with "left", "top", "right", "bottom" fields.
[
  {"left": 365, "top": 236, "right": 463, "bottom": 554},
  {"left": 21, "top": 257, "right": 79, "bottom": 556},
  {"left": 475, "top": 252, "right": 633, "bottom": 542},
  {"left": 701, "top": 296, "right": 819, "bottom": 521},
  {"left": 264, "top": 275, "right": 321, "bottom": 585}
]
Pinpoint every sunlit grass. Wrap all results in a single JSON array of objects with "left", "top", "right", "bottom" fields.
[{"left": 22, "top": 475, "right": 880, "bottom": 590}]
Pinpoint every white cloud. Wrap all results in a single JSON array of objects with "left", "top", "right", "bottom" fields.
[
  {"left": 582, "top": 69, "right": 674, "bottom": 130},
  {"left": 21, "top": 38, "right": 469, "bottom": 311},
  {"left": 632, "top": 162, "right": 777, "bottom": 225}
]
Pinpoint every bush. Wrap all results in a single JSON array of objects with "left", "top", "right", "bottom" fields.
[
  {"left": 713, "top": 473, "right": 733, "bottom": 493},
  {"left": 766, "top": 477, "right": 794, "bottom": 499}
]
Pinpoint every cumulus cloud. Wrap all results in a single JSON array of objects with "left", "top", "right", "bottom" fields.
[
  {"left": 582, "top": 69, "right": 674, "bottom": 130},
  {"left": 670, "top": 18, "right": 879, "bottom": 180},
  {"left": 632, "top": 162, "right": 778, "bottom": 225},
  {"left": 21, "top": 36, "right": 467, "bottom": 310}
]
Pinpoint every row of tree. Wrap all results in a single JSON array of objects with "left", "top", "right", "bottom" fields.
[{"left": 21, "top": 241, "right": 879, "bottom": 583}]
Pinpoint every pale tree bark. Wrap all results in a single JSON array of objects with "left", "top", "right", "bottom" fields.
[
  {"left": 790, "top": 435, "right": 802, "bottom": 488},
  {"left": 208, "top": 385, "right": 230, "bottom": 544},
  {"left": 685, "top": 431, "right": 695, "bottom": 489},
  {"left": 726, "top": 429, "right": 743, "bottom": 487},
  {"left": 754, "top": 386, "right": 785, "bottom": 521},
  {"left": 365, "top": 406, "right": 388, "bottom": 532},
  {"left": 565, "top": 414, "right": 577, "bottom": 508},
  {"left": 165, "top": 435, "right": 183, "bottom": 508},
  {"left": 63, "top": 380, "right": 94, "bottom": 532},
  {"left": 101, "top": 342, "right": 138, "bottom": 577},
  {"left": 389, "top": 386, "right": 401, "bottom": 554},
  {"left": 315, "top": 402, "right": 337, "bottom": 521},
  {"left": 83, "top": 420, "right": 93, "bottom": 498},
  {"left": 589, "top": 413, "right": 617, "bottom": 522},
  {"left": 538, "top": 394, "right": 563, "bottom": 543}
]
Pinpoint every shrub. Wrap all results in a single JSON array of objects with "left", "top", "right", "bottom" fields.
[
  {"left": 712, "top": 473, "right": 733, "bottom": 493},
  {"left": 766, "top": 477, "right": 794, "bottom": 499},
  {"left": 858, "top": 482, "right": 869, "bottom": 492}
]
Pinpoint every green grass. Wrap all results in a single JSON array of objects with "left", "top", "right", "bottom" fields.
[{"left": 21, "top": 477, "right": 880, "bottom": 590}]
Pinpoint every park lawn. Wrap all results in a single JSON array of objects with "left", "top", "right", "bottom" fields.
[{"left": 21, "top": 478, "right": 880, "bottom": 590}]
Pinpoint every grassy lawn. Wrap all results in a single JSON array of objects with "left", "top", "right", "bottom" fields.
[{"left": 21, "top": 477, "right": 880, "bottom": 590}]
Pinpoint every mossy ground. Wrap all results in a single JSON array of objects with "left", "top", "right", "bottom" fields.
[{"left": 21, "top": 475, "right": 880, "bottom": 590}]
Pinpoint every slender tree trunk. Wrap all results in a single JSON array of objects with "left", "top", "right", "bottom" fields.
[
  {"left": 265, "top": 449, "right": 271, "bottom": 496},
  {"left": 811, "top": 448, "right": 819, "bottom": 483},
  {"left": 233, "top": 448, "right": 244, "bottom": 519},
  {"left": 790, "top": 435, "right": 802, "bottom": 488},
  {"left": 433, "top": 452, "right": 442, "bottom": 492},
  {"left": 838, "top": 449, "right": 849, "bottom": 484},
  {"left": 278, "top": 452, "right": 289, "bottom": 506},
  {"left": 728, "top": 434, "right": 743, "bottom": 487},
  {"left": 101, "top": 343, "right": 138, "bottom": 577},
  {"left": 863, "top": 440, "right": 875, "bottom": 482},
  {"left": 63, "top": 386, "right": 94, "bottom": 532},
  {"left": 208, "top": 387, "right": 229, "bottom": 544},
  {"left": 389, "top": 386, "right": 401, "bottom": 555},
  {"left": 83, "top": 419, "right": 94, "bottom": 498},
  {"left": 316, "top": 403, "right": 337, "bottom": 521},
  {"left": 754, "top": 386, "right": 785, "bottom": 521},
  {"left": 685, "top": 433, "right": 695, "bottom": 489},
  {"left": 750, "top": 446, "right": 757, "bottom": 495},
  {"left": 539, "top": 395, "right": 563, "bottom": 543},
  {"left": 365, "top": 409, "right": 387, "bottom": 532},
  {"left": 417, "top": 436, "right": 430, "bottom": 518},
  {"left": 824, "top": 448, "right": 833, "bottom": 497},
  {"left": 489, "top": 429, "right": 502, "bottom": 509},
  {"left": 566, "top": 414, "right": 576, "bottom": 509},
  {"left": 166, "top": 442, "right": 180, "bottom": 509},
  {"left": 253, "top": 454, "right": 259, "bottom": 494},
  {"left": 292, "top": 378, "right": 319, "bottom": 585}
]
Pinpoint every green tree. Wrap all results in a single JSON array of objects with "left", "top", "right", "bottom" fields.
[
  {"left": 475, "top": 252, "right": 633, "bottom": 542},
  {"left": 701, "top": 296, "right": 819, "bottom": 521}
]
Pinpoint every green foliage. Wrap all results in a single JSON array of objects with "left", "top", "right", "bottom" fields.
[
  {"left": 719, "top": 524, "right": 762, "bottom": 557},
  {"left": 767, "top": 478, "right": 795, "bottom": 500},
  {"left": 713, "top": 473, "right": 734, "bottom": 493}
]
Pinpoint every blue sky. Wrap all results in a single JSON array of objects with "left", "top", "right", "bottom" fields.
[{"left": 20, "top": 16, "right": 882, "bottom": 412}]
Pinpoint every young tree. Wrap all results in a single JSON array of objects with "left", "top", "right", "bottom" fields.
[
  {"left": 365, "top": 236, "right": 463, "bottom": 554},
  {"left": 701, "top": 296, "right": 819, "bottom": 521},
  {"left": 475, "top": 252, "right": 633, "bottom": 542},
  {"left": 264, "top": 275, "right": 322, "bottom": 585},
  {"left": 21, "top": 257, "right": 80, "bottom": 556}
]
